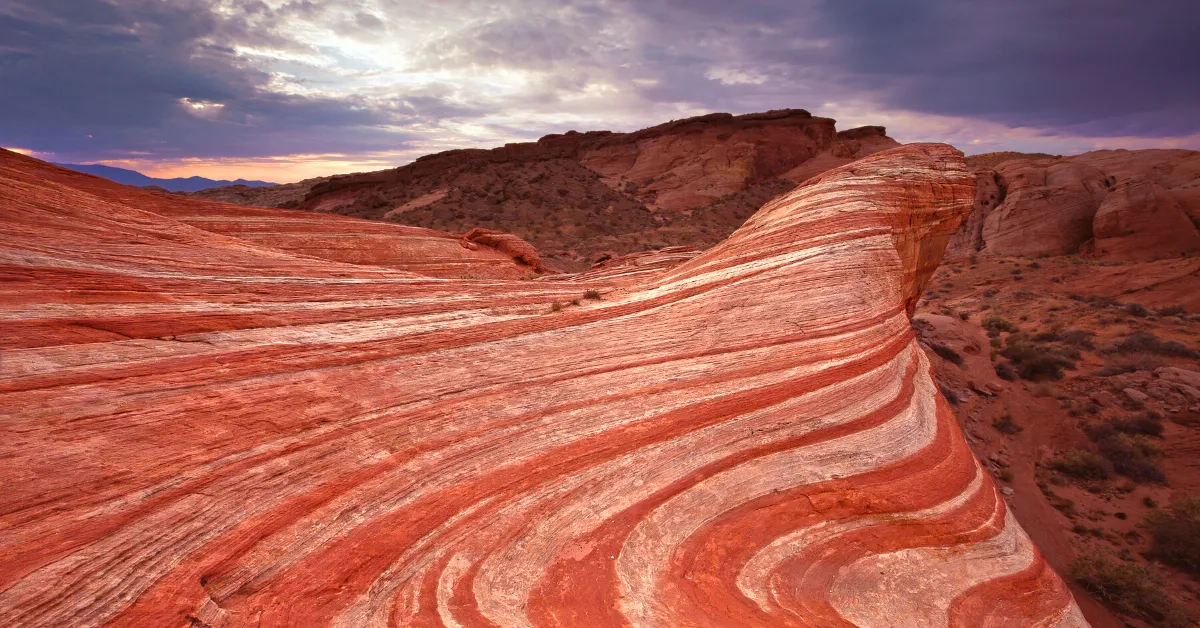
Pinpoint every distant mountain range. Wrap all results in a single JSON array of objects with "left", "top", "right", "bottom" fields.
[{"left": 52, "top": 162, "right": 276, "bottom": 192}]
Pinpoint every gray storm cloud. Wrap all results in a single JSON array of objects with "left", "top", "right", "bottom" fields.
[{"left": 1, "top": 0, "right": 1196, "bottom": 168}]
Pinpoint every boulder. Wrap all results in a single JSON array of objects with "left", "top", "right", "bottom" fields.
[{"left": 1158, "top": 366, "right": 1200, "bottom": 389}]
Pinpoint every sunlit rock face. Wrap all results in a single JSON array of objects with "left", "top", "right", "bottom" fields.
[
  {"left": 0, "top": 144, "right": 1085, "bottom": 627},
  {"left": 946, "top": 149, "right": 1200, "bottom": 261}
]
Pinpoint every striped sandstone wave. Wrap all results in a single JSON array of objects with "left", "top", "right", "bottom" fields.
[{"left": 0, "top": 144, "right": 1085, "bottom": 627}]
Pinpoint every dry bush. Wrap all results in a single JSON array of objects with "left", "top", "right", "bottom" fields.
[
  {"left": 1096, "top": 351, "right": 1166, "bottom": 376},
  {"left": 929, "top": 343, "right": 964, "bottom": 366},
  {"left": 994, "top": 361, "right": 1016, "bottom": 381},
  {"left": 1146, "top": 496, "right": 1200, "bottom": 578},
  {"left": 1000, "top": 335, "right": 1076, "bottom": 381},
  {"left": 982, "top": 314, "right": 1019, "bottom": 334},
  {"left": 1110, "top": 414, "right": 1165, "bottom": 437},
  {"left": 1071, "top": 549, "right": 1192, "bottom": 627},
  {"left": 1106, "top": 331, "right": 1200, "bottom": 358},
  {"left": 992, "top": 414, "right": 1023, "bottom": 435},
  {"left": 1049, "top": 448, "right": 1111, "bottom": 481},
  {"left": 1085, "top": 423, "right": 1166, "bottom": 484}
]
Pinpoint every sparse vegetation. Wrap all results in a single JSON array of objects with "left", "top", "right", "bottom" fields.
[
  {"left": 1049, "top": 448, "right": 1111, "bottom": 481},
  {"left": 929, "top": 343, "right": 964, "bottom": 366},
  {"left": 1000, "top": 334, "right": 1076, "bottom": 381},
  {"left": 1106, "top": 331, "right": 1200, "bottom": 358},
  {"left": 1145, "top": 496, "right": 1200, "bottom": 578},
  {"left": 1124, "top": 302, "right": 1150, "bottom": 317},
  {"left": 1057, "top": 329, "right": 1096, "bottom": 349},
  {"left": 1109, "top": 414, "right": 1165, "bottom": 437},
  {"left": 1085, "top": 422, "right": 1166, "bottom": 484},
  {"left": 1096, "top": 352, "right": 1166, "bottom": 376},
  {"left": 994, "top": 361, "right": 1016, "bottom": 380},
  {"left": 583, "top": 289, "right": 602, "bottom": 300},
  {"left": 992, "top": 413, "right": 1023, "bottom": 435},
  {"left": 982, "top": 314, "right": 1019, "bottom": 334},
  {"left": 1071, "top": 549, "right": 1191, "bottom": 627}
]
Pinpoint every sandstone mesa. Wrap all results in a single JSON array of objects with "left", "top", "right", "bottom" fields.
[{"left": 0, "top": 144, "right": 1087, "bottom": 626}]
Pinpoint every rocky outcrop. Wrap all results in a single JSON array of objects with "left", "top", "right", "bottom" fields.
[
  {"left": 948, "top": 149, "right": 1200, "bottom": 261},
  {"left": 577, "top": 111, "right": 896, "bottom": 212},
  {"left": 0, "top": 144, "right": 1085, "bottom": 626},
  {"left": 981, "top": 160, "right": 1109, "bottom": 256},
  {"left": 226, "top": 110, "right": 896, "bottom": 271}
]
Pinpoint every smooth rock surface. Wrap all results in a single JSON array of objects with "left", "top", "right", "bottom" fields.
[
  {"left": 0, "top": 145, "right": 1084, "bottom": 627},
  {"left": 948, "top": 149, "right": 1200, "bottom": 260}
]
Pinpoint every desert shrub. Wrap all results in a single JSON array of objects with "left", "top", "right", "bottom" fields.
[
  {"left": 1157, "top": 305, "right": 1187, "bottom": 317},
  {"left": 583, "top": 289, "right": 602, "bottom": 300},
  {"left": 549, "top": 302, "right": 564, "bottom": 313},
  {"left": 1071, "top": 549, "right": 1192, "bottom": 626},
  {"left": 1091, "top": 431, "right": 1166, "bottom": 484},
  {"left": 1146, "top": 496, "right": 1200, "bottom": 578},
  {"left": 994, "top": 361, "right": 1016, "bottom": 380},
  {"left": 1058, "top": 329, "right": 1096, "bottom": 349},
  {"left": 982, "top": 288, "right": 999, "bottom": 298},
  {"left": 1124, "top": 302, "right": 1150, "bottom": 317},
  {"left": 993, "top": 414, "right": 1023, "bottom": 435},
  {"left": 1001, "top": 336, "right": 1076, "bottom": 381},
  {"left": 1110, "top": 414, "right": 1165, "bottom": 437},
  {"left": 1096, "top": 352, "right": 1166, "bottom": 376},
  {"left": 929, "top": 343, "right": 964, "bottom": 366},
  {"left": 1145, "top": 496, "right": 1159, "bottom": 508},
  {"left": 1107, "top": 331, "right": 1200, "bottom": 358},
  {"left": 1050, "top": 448, "right": 1112, "bottom": 481}
]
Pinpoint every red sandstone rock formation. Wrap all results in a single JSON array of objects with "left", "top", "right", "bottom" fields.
[
  {"left": 947, "top": 149, "right": 1200, "bottom": 261},
  {"left": 0, "top": 150, "right": 544, "bottom": 280},
  {"left": 0, "top": 144, "right": 1085, "bottom": 626},
  {"left": 225, "top": 110, "right": 898, "bottom": 271}
]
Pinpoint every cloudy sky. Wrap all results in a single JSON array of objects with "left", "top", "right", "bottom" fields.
[{"left": 1, "top": 0, "right": 1197, "bottom": 183}]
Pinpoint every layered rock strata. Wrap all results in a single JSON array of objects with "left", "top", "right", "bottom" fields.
[{"left": 0, "top": 144, "right": 1084, "bottom": 627}]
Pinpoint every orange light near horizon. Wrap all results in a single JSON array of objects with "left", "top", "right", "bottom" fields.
[
  {"left": 5, "top": 147, "right": 36, "bottom": 156},
  {"left": 94, "top": 152, "right": 425, "bottom": 184}
]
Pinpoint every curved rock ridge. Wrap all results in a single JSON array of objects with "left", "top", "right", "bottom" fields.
[
  {"left": 0, "top": 149, "right": 546, "bottom": 281},
  {"left": 0, "top": 144, "right": 1085, "bottom": 627}
]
